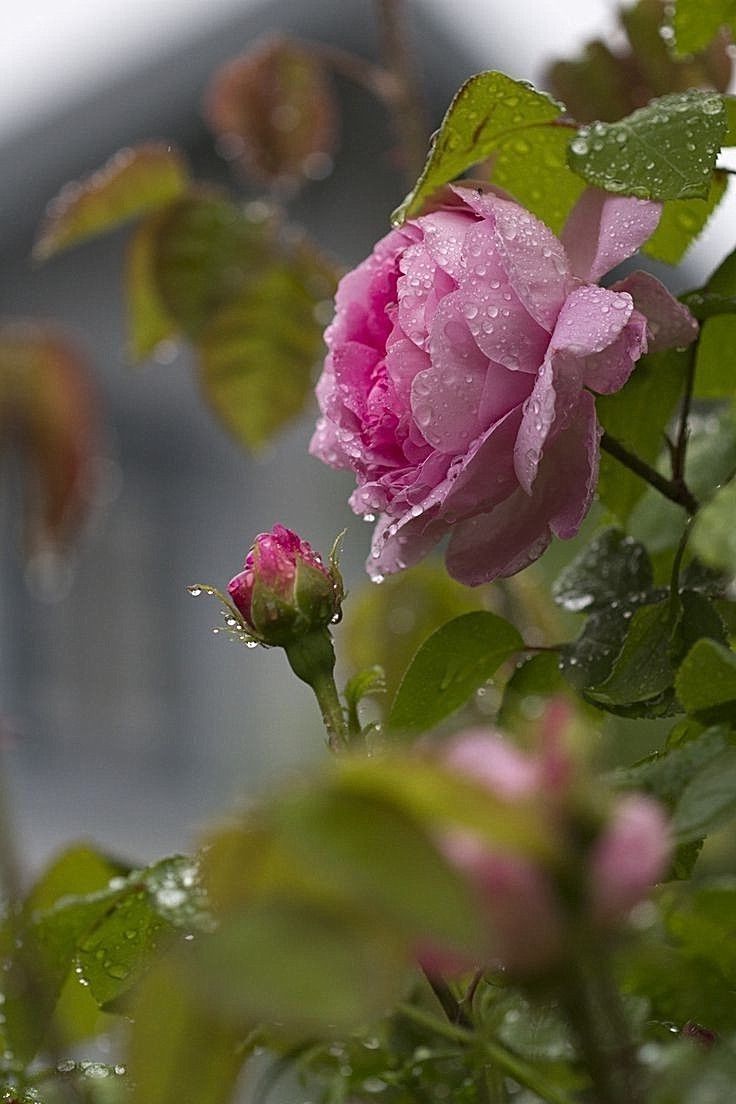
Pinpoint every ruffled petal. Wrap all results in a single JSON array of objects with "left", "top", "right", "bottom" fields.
[
  {"left": 440, "top": 406, "right": 523, "bottom": 521},
  {"left": 457, "top": 189, "right": 571, "bottom": 331},
  {"left": 416, "top": 207, "right": 475, "bottom": 281},
  {"left": 582, "top": 311, "right": 648, "bottom": 394},
  {"left": 366, "top": 505, "right": 447, "bottom": 578},
  {"left": 458, "top": 221, "right": 550, "bottom": 372},
  {"left": 611, "top": 270, "right": 699, "bottom": 352},
  {"left": 561, "top": 189, "right": 661, "bottom": 283},
  {"left": 411, "top": 294, "right": 489, "bottom": 451},
  {"left": 551, "top": 285, "right": 633, "bottom": 356},
  {"left": 446, "top": 392, "right": 600, "bottom": 584},
  {"left": 513, "top": 352, "right": 583, "bottom": 494}
]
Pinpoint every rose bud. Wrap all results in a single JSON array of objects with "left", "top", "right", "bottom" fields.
[
  {"left": 227, "top": 524, "right": 342, "bottom": 646},
  {"left": 588, "top": 794, "right": 671, "bottom": 925}
]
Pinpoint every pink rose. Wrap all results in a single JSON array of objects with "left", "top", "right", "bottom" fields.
[{"left": 311, "top": 186, "right": 697, "bottom": 584}]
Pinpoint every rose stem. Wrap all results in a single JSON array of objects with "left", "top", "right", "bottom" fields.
[{"left": 600, "top": 432, "right": 699, "bottom": 514}]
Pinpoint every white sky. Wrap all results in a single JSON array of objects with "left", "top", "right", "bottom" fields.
[{"left": 2, "top": 0, "right": 618, "bottom": 142}]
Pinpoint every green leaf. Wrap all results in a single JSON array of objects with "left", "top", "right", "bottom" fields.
[
  {"left": 597, "top": 348, "right": 687, "bottom": 523},
  {"left": 612, "top": 725, "right": 731, "bottom": 810},
  {"left": 676, "top": 638, "right": 736, "bottom": 723},
  {"left": 497, "top": 652, "right": 568, "bottom": 730},
  {"left": 567, "top": 91, "right": 726, "bottom": 200},
  {"left": 392, "top": 72, "right": 563, "bottom": 224},
  {"left": 344, "top": 564, "right": 482, "bottom": 703},
  {"left": 553, "top": 528, "right": 653, "bottom": 613},
  {"left": 694, "top": 315, "right": 736, "bottom": 397},
  {"left": 643, "top": 171, "right": 728, "bottom": 265},
  {"left": 586, "top": 598, "right": 682, "bottom": 707},
  {"left": 195, "top": 899, "right": 406, "bottom": 1033},
  {"left": 491, "top": 125, "right": 584, "bottom": 235},
  {"left": 125, "top": 210, "right": 178, "bottom": 361},
  {"left": 630, "top": 405, "right": 736, "bottom": 552},
  {"left": 388, "top": 611, "right": 523, "bottom": 735},
  {"left": 560, "top": 591, "right": 664, "bottom": 697},
  {"left": 34, "top": 143, "right": 189, "bottom": 260},
  {"left": 127, "top": 950, "right": 247, "bottom": 1104},
  {"left": 24, "top": 844, "right": 128, "bottom": 914},
  {"left": 672, "top": 745, "right": 736, "bottom": 841},
  {"left": 672, "top": 0, "right": 736, "bottom": 56},
  {"left": 336, "top": 755, "right": 558, "bottom": 861},
  {"left": 197, "top": 242, "right": 335, "bottom": 450},
  {"left": 692, "top": 477, "right": 736, "bottom": 578},
  {"left": 151, "top": 194, "right": 270, "bottom": 339},
  {"left": 271, "top": 788, "right": 483, "bottom": 954}
]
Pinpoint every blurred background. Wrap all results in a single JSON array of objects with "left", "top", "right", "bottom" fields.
[{"left": 1, "top": 0, "right": 733, "bottom": 872}]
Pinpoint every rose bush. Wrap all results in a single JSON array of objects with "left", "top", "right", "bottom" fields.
[{"left": 311, "top": 185, "right": 698, "bottom": 584}]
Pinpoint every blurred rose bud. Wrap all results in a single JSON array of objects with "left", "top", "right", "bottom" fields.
[
  {"left": 589, "top": 794, "right": 671, "bottom": 925},
  {"left": 228, "top": 524, "right": 342, "bottom": 646},
  {"left": 430, "top": 707, "right": 671, "bottom": 977}
]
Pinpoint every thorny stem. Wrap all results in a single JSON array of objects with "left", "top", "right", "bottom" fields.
[
  {"left": 601, "top": 432, "right": 699, "bottom": 515},
  {"left": 375, "top": 0, "right": 428, "bottom": 183},
  {"left": 397, "top": 1003, "right": 576, "bottom": 1104}
]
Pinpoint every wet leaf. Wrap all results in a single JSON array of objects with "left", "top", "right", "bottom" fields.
[
  {"left": 643, "top": 171, "right": 727, "bottom": 265},
  {"left": 672, "top": 745, "right": 736, "bottom": 841},
  {"left": 388, "top": 611, "right": 523, "bottom": 735},
  {"left": 491, "top": 124, "right": 584, "bottom": 234},
  {"left": 0, "top": 322, "right": 100, "bottom": 553},
  {"left": 204, "top": 34, "right": 337, "bottom": 189},
  {"left": 497, "top": 651, "right": 570, "bottom": 730},
  {"left": 553, "top": 529, "right": 653, "bottom": 614},
  {"left": 676, "top": 638, "right": 736, "bottom": 724},
  {"left": 586, "top": 597, "right": 682, "bottom": 707},
  {"left": 393, "top": 71, "right": 563, "bottom": 224},
  {"left": 197, "top": 240, "right": 336, "bottom": 449},
  {"left": 567, "top": 90, "right": 726, "bottom": 200},
  {"left": 35, "top": 143, "right": 189, "bottom": 260},
  {"left": 547, "top": 0, "right": 732, "bottom": 125}
]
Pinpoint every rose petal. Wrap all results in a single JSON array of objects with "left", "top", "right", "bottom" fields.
[
  {"left": 412, "top": 294, "right": 489, "bottom": 451},
  {"left": 551, "top": 285, "right": 633, "bottom": 356},
  {"left": 514, "top": 352, "right": 583, "bottom": 494},
  {"left": 366, "top": 505, "right": 447, "bottom": 578},
  {"left": 416, "top": 207, "right": 475, "bottom": 281},
  {"left": 441, "top": 406, "right": 523, "bottom": 521},
  {"left": 582, "top": 310, "right": 648, "bottom": 394},
  {"left": 458, "top": 221, "right": 550, "bottom": 372},
  {"left": 612, "top": 270, "right": 699, "bottom": 352},
  {"left": 457, "top": 189, "right": 571, "bottom": 331},
  {"left": 446, "top": 392, "right": 599, "bottom": 583},
  {"left": 561, "top": 189, "right": 661, "bottom": 283}
]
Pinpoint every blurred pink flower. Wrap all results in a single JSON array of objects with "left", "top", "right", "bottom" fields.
[
  {"left": 589, "top": 794, "right": 671, "bottom": 924},
  {"left": 311, "top": 186, "right": 697, "bottom": 584},
  {"left": 432, "top": 717, "right": 671, "bottom": 974}
]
